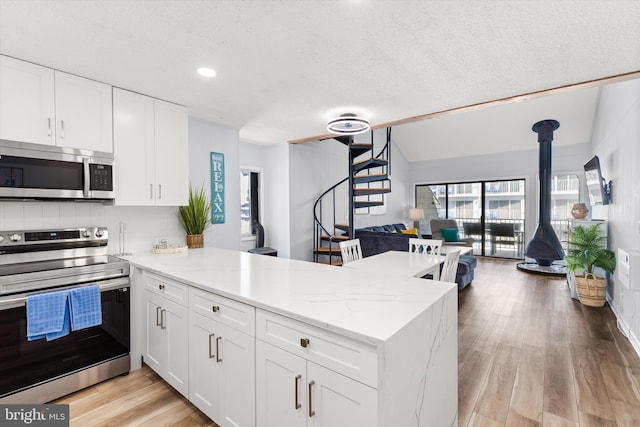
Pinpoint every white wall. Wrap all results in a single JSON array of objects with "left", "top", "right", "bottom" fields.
[
  {"left": 287, "top": 129, "right": 411, "bottom": 262},
  {"left": 188, "top": 117, "right": 240, "bottom": 250},
  {"left": 590, "top": 78, "right": 640, "bottom": 353},
  {"left": 408, "top": 142, "right": 593, "bottom": 244},
  {"left": 264, "top": 143, "right": 290, "bottom": 258}
]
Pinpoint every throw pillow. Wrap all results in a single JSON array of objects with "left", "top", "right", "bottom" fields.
[
  {"left": 401, "top": 228, "right": 418, "bottom": 235},
  {"left": 440, "top": 228, "right": 460, "bottom": 242}
]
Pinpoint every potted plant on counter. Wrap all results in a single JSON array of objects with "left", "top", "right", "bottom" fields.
[
  {"left": 565, "top": 223, "right": 616, "bottom": 307},
  {"left": 179, "top": 183, "right": 211, "bottom": 248}
]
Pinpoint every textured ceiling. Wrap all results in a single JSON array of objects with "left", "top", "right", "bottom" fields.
[{"left": 0, "top": 0, "right": 639, "bottom": 160}]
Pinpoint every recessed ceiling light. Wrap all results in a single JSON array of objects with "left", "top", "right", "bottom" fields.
[
  {"left": 197, "top": 67, "right": 217, "bottom": 78},
  {"left": 326, "top": 113, "right": 370, "bottom": 135}
]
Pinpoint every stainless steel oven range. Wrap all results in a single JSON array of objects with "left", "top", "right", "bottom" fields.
[{"left": 0, "top": 226, "right": 130, "bottom": 404}]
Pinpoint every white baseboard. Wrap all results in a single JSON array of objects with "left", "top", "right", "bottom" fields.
[{"left": 607, "top": 295, "right": 640, "bottom": 358}]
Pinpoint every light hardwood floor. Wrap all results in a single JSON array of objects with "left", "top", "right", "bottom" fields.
[
  {"left": 54, "top": 258, "right": 640, "bottom": 426},
  {"left": 459, "top": 258, "right": 640, "bottom": 427}
]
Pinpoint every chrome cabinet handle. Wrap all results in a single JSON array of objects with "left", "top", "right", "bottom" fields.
[
  {"left": 156, "top": 306, "right": 162, "bottom": 326},
  {"left": 300, "top": 338, "right": 310, "bottom": 348},
  {"left": 212, "top": 305, "right": 220, "bottom": 313},
  {"left": 308, "top": 380, "right": 315, "bottom": 417},
  {"left": 60, "top": 120, "right": 65, "bottom": 138},
  {"left": 150, "top": 184, "right": 153, "bottom": 199},
  {"left": 208, "top": 333, "right": 215, "bottom": 359},
  {"left": 158, "top": 184, "right": 162, "bottom": 199},
  {"left": 294, "top": 375, "right": 302, "bottom": 409},
  {"left": 216, "top": 336, "right": 222, "bottom": 362},
  {"left": 160, "top": 309, "right": 166, "bottom": 329},
  {"left": 47, "top": 118, "right": 52, "bottom": 136}
]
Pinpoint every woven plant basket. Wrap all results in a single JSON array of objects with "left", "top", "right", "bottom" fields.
[
  {"left": 186, "top": 234, "right": 204, "bottom": 249},
  {"left": 575, "top": 274, "right": 607, "bottom": 307}
]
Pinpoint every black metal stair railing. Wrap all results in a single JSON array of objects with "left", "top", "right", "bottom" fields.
[{"left": 312, "top": 128, "right": 392, "bottom": 265}]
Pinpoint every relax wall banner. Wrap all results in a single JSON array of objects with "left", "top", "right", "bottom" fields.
[{"left": 210, "top": 152, "right": 225, "bottom": 224}]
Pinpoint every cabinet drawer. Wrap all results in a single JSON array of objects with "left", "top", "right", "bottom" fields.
[
  {"left": 144, "top": 272, "right": 188, "bottom": 307},
  {"left": 189, "top": 287, "right": 255, "bottom": 336},
  {"left": 256, "top": 309, "right": 377, "bottom": 388}
]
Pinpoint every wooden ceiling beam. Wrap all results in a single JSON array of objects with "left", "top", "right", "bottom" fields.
[{"left": 287, "top": 70, "right": 640, "bottom": 145}]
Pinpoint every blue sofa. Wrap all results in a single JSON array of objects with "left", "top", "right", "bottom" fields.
[{"left": 355, "top": 223, "right": 476, "bottom": 291}]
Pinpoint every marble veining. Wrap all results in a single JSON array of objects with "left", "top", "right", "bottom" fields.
[{"left": 123, "top": 247, "right": 456, "bottom": 345}]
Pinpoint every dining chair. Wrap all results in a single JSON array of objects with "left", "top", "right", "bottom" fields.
[
  {"left": 489, "top": 222, "right": 517, "bottom": 257},
  {"left": 339, "top": 238, "right": 363, "bottom": 264},
  {"left": 408, "top": 238, "right": 443, "bottom": 255},
  {"left": 440, "top": 249, "right": 461, "bottom": 283}
]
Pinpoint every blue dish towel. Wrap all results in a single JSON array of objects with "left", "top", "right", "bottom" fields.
[
  {"left": 26, "top": 290, "right": 70, "bottom": 341},
  {"left": 69, "top": 285, "right": 102, "bottom": 331}
]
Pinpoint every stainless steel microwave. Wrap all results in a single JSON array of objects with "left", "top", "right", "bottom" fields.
[{"left": 0, "top": 140, "right": 114, "bottom": 201}]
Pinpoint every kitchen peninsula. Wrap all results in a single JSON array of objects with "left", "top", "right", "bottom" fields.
[{"left": 124, "top": 248, "right": 457, "bottom": 427}]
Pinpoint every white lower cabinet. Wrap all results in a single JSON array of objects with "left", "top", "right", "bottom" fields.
[
  {"left": 144, "top": 289, "right": 189, "bottom": 397},
  {"left": 189, "top": 311, "right": 255, "bottom": 427},
  {"left": 256, "top": 340, "right": 376, "bottom": 427}
]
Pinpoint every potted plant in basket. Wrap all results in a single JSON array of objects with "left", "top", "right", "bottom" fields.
[
  {"left": 178, "top": 183, "right": 211, "bottom": 248},
  {"left": 565, "top": 223, "right": 616, "bottom": 307}
]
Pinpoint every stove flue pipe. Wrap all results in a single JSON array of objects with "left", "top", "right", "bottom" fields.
[{"left": 524, "top": 119, "right": 565, "bottom": 266}]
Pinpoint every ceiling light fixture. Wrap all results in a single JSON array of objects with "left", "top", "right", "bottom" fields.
[
  {"left": 326, "top": 113, "right": 370, "bottom": 135},
  {"left": 197, "top": 67, "right": 217, "bottom": 78}
]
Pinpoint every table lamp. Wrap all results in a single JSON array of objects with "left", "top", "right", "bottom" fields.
[{"left": 408, "top": 208, "right": 424, "bottom": 229}]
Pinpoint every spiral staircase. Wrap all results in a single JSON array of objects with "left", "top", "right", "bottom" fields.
[{"left": 312, "top": 128, "right": 392, "bottom": 265}]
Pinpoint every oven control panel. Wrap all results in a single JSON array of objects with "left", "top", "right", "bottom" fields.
[{"left": 0, "top": 227, "right": 108, "bottom": 248}]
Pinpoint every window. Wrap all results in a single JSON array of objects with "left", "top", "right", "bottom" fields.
[{"left": 240, "top": 168, "right": 262, "bottom": 237}]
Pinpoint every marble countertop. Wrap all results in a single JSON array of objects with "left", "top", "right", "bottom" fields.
[{"left": 122, "top": 248, "right": 456, "bottom": 345}]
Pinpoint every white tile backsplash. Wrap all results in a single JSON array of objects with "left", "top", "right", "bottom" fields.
[{"left": 0, "top": 201, "right": 184, "bottom": 255}]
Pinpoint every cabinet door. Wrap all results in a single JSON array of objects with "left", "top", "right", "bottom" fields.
[
  {"left": 145, "top": 290, "right": 165, "bottom": 374},
  {"left": 164, "top": 298, "right": 189, "bottom": 397},
  {"left": 54, "top": 70, "right": 113, "bottom": 152},
  {"left": 154, "top": 99, "right": 188, "bottom": 206},
  {"left": 0, "top": 55, "right": 55, "bottom": 145},
  {"left": 113, "top": 88, "right": 155, "bottom": 206},
  {"left": 256, "top": 341, "right": 306, "bottom": 427},
  {"left": 307, "top": 362, "right": 377, "bottom": 427},
  {"left": 218, "top": 323, "right": 255, "bottom": 427},
  {"left": 189, "top": 312, "right": 220, "bottom": 422}
]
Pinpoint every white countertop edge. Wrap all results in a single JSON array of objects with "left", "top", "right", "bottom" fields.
[{"left": 123, "top": 249, "right": 457, "bottom": 346}]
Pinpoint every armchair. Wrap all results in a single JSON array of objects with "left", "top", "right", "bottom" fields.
[{"left": 430, "top": 219, "right": 474, "bottom": 247}]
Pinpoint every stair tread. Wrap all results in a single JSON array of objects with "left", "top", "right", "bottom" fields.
[
  {"left": 352, "top": 157, "right": 387, "bottom": 166},
  {"left": 353, "top": 187, "right": 391, "bottom": 195},
  {"left": 355, "top": 201, "right": 385, "bottom": 207},
  {"left": 321, "top": 235, "right": 350, "bottom": 241},
  {"left": 314, "top": 247, "right": 341, "bottom": 254},
  {"left": 334, "top": 224, "right": 350, "bottom": 231},
  {"left": 317, "top": 260, "right": 344, "bottom": 266}
]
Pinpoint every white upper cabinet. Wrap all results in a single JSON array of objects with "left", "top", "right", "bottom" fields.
[
  {"left": 54, "top": 70, "right": 113, "bottom": 152},
  {"left": 153, "top": 99, "right": 189, "bottom": 206},
  {"left": 113, "top": 88, "right": 188, "bottom": 206},
  {"left": 0, "top": 55, "right": 113, "bottom": 152},
  {"left": 0, "top": 55, "right": 55, "bottom": 146}
]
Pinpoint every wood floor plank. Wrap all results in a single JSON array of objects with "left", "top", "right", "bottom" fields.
[
  {"left": 510, "top": 344, "right": 545, "bottom": 422},
  {"left": 610, "top": 399, "right": 640, "bottom": 426},
  {"left": 467, "top": 412, "right": 504, "bottom": 427},
  {"left": 543, "top": 345, "right": 578, "bottom": 422},
  {"left": 571, "top": 343, "right": 616, "bottom": 421},
  {"left": 459, "top": 350, "right": 494, "bottom": 427},
  {"left": 577, "top": 411, "right": 617, "bottom": 427},
  {"left": 474, "top": 314, "right": 509, "bottom": 355},
  {"left": 474, "top": 343, "right": 520, "bottom": 422},
  {"left": 600, "top": 359, "right": 640, "bottom": 406},
  {"left": 609, "top": 321, "right": 640, "bottom": 369},
  {"left": 542, "top": 412, "right": 578, "bottom": 427},
  {"left": 505, "top": 410, "right": 541, "bottom": 427}
]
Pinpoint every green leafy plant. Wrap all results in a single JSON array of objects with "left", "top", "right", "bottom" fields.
[
  {"left": 178, "top": 183, "right": 211, "bottom": 235},
  {"left": 565, "top": 223, "right": 616, "bottom": 276}
]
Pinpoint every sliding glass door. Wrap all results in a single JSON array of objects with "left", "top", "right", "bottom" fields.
[{"left": 416, "top": 179, "right": 526, "bottom": 259}]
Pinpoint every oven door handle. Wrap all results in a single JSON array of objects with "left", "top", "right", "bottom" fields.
[{"left": 0, "top": 277, "right": 130, "bottom": 310}]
